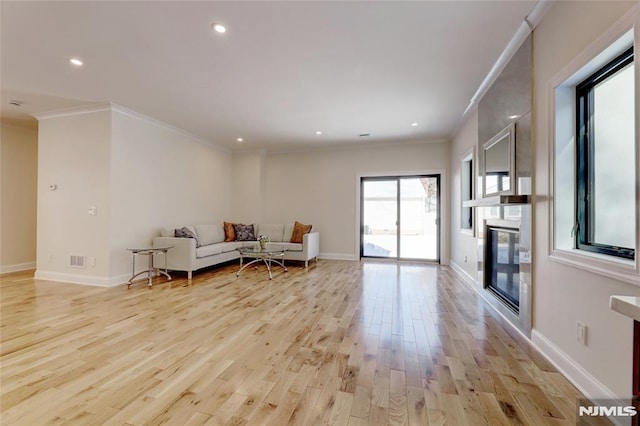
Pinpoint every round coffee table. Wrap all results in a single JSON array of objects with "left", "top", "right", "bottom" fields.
[{"left": 236, "top": 246, "right": 287, "bottom": 280}]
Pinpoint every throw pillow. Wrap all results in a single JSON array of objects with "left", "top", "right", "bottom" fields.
[
  {"left": 233, "top": 224, "right": 256, "bottom": 241},
  {"left": 223, "top": 221, "right": 236, "bottom": 242},
  {"left": 290, "top": 221, "right": 312, "bottom": 243},
  {"left": 175, "top": 226, "right": 201, "bottom": 248}
]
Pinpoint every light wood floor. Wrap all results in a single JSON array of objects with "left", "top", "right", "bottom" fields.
[{"left": 1, "top": 260, "right": 597, "bottom": 425}]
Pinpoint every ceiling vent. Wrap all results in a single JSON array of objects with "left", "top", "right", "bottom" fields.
[
  {"left": 8, "top": 100, "right": 23, "bottom": 107},
  {"left": 359, "top": 133, "right": 370, "bottom": 137}
]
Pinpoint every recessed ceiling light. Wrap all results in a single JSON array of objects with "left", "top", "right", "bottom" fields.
[
  {"left": 508, "top": 115, "right": 519, "bottom": 119},
  {"left": 212, "top": 23, "right": 226, "bottom": 33},
  {"left": 411, "top": 122, "right": 418, "bottom": 127},
  {"left": 68, "top": 58, "right": 83, "bottom": 66},
  {"left": 236, "top": 138, "right": 244, "bottom": 142},
  {"left": 315, "top": 131, "right": 322, "bottom": 135}
]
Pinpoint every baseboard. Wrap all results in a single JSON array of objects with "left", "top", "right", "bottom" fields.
[
  {"left": 34, "top": 270, "right": 127, "bottom": 287},
  {"left": 449, "top": 264, "right": 625, "bottom": 423},
  {"left": 450, "top": 261, "right": 531, "bottom": 343},
  {"left": 0, "top": 261, "right": 36, "bottom": 274},
  {"left": 531, "top": 330, "right": 630, "bottom": 426},
  {"left": 318, "top": 252, "right": 359, "bottom": 261},
  {"left": 531, "top": 329, "right": 618, "bottom": 400},
  {"left": 449, "top": 260, "right": 476, "bottom": 286}
]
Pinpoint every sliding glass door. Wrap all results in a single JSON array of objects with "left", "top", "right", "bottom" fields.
[{"left": 361, "top": 175, "right": 440, "bottom": 261}]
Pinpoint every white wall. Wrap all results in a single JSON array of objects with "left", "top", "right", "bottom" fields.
[
  {"left": 262, "top": 141, "right": 450, "bottom": 261},
  {"left": 1, "top": 122, "right": 38, "bottom": 273},
  {"left": 532, "top": 1, "right": 638, "bottom": 398},
  {"left": 34, "top": 105, "right": 233, "bottom": 285},
  {"left": 35, "top": 110, "right": 113, "bottom": 281},
  {"left": 109, "top": 109, "right": 233, "bottom": 281},
  {"left": 231, "top": 151, "right": 265, "bottom": 224},
  {"left": 449, "top": 111, "right": 478, "bottom": 280}
]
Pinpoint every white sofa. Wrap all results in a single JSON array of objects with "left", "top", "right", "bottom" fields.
[{"left": 152, "top": 223, "right": 319, "bottom": 279}]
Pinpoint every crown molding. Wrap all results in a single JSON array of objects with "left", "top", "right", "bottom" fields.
[
  {"left": 110, "top": 104, "right": 231, "bottom": 154},
  {"left": 31, "top": 102, "right": 230, "bottom": 154},
  {"left": 31, "top": 103, "right": 112, "bottom": 120},
  {"left": 451, "top": 0, "right": 556, "bottom": 138}
]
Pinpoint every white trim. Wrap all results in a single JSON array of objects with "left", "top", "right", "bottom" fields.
[
  {"left": 110, "top": 104, "right": 230, "bottom": 154},
  {"left": 450, "top": 264, "right": 531, "bottom": 343},
  {"left": 449, "top": 260, "right": 476, "bottom": 287},
  {"left": 34, "top": 270, "right": 128, "bottom": 287},
  {"left": 549, "top": 250, "right": 640, "bottom": 287},
  {"left": 547, "top": 6, "right": 640, "bottom": 287},
  {"left": 449, "top": 265, "right": 627, "bottom": 417},
  {"left": 32, "top": 102, "right": 230, "bottom": 154},
  {"left": 460, "top": 146, "right": 476, "bottom": 237},
  {"left": 455, "top": 0, "right": 555, "bottom": 133},
  {"left": 31, "top": 103, "right": 112, "bottom": 120},
  {"left": 0, "top": 262, "right": 36, "bottom": 274},
  {"left": 531, "top": 330, "right": 621, "bottom": 402},
  {"left": 319, "top": 253, "right": 358, "bottom": 261}
]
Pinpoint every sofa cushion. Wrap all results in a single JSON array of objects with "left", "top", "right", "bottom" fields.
[
  {"left": 283, "top": 223, "right": 295, "bottom": 242},
  {"left": 290, "top": 221, "right": 312, "bottom": 243},
  {"left": 160, "top": 225, "right": 196, "bottom": 238},
  {"left": 174, "top": 227, "right": 201, "bottom": 248},
  {"left": 256, "top": 224, "right": 285, "bottom": 242},
  {"left": 220, "top": 241, "right": 245, "bottom": 253},
  {"left": 223, "top": 222, "right": 236, "bottom": 242},
  {"left": 234, "top": 224, "right": 256, "bottom": 241},
  {"left": 268, "top": 242, "right": 303, "bottom": 252},
  {"left": 196, "top": 244, "right": 223, "bottom": 258},
  {"left": 195, "top": 224, "right": 225, "bottom": 245}
]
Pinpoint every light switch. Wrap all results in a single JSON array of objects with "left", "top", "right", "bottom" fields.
[{"left": 88, "top": 206, "right": 97, "bottom": 215}]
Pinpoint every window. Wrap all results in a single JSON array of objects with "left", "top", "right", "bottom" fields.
[
  {"left": 461, "top": 152, "right": 474, "bottom": 232},
  {"left": 575, "top": 47, "right": 635, "bottom": 260},
  {"left": 550, "top": 24, "right": 639, "bottom": 285}
]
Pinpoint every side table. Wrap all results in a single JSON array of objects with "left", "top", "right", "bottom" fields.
[{"left": 126, "top": 246, "right": 172, "bottom": 288}]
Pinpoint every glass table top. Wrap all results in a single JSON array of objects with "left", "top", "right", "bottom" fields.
[{"left": 237, "top": 245, "right": 286, "bottom": 255}]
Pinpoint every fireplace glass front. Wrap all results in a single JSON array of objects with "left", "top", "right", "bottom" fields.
[{"left": 486, "top": 226, "right": 520, "bottom": 312}]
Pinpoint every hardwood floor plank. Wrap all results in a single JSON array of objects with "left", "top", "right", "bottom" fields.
[
  {"left": 350, "top": 385, "right": 372, "bottom": 419},
  {"left": 0, "top": 262, "right": 592, "bottom": 425}
]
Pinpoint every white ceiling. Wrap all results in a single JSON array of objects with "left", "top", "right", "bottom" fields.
[{"left": 1, "top": 1, "right": 537, "bottom": 151}]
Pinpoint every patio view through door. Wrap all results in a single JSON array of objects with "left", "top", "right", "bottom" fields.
[{"left": 360, "top": 175, "right": 440, "bottom": 262}]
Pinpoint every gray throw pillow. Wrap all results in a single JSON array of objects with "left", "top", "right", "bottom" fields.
[
  {"left": 175, "top": 227, "right": 201, "bottom": 248},
  {"left": 233, "top": 224, "right": 256, "bottom": 241}
]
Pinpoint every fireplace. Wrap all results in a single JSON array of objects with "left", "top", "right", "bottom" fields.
[
  {"left": 476, "top": 213, "right": 531, "bottom": 338},
  {"left": 485, "top": 225, "right": 520, "bottom": 312}
]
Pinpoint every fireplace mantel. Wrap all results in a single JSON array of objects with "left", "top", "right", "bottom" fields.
[{"left": 463, "top": 194, "right": 530, "bottom": 208}]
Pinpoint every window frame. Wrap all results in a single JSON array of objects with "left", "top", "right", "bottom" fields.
[
  {"left": 460, "top": 149, "right": 475, "bottom": 234},
  {"left": 575, "top": 46, "right": 635, "bottom": 260},
  {"left": 547, "top": 16, "right": 639, "bottom": 287}
]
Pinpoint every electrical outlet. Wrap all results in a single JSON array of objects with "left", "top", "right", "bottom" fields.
[
  {"left": 577, "top": 321, "right": 587, "bottom": 345},
  {"left": 464, "top": 255, "right": 468, "bottom": 263}
]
